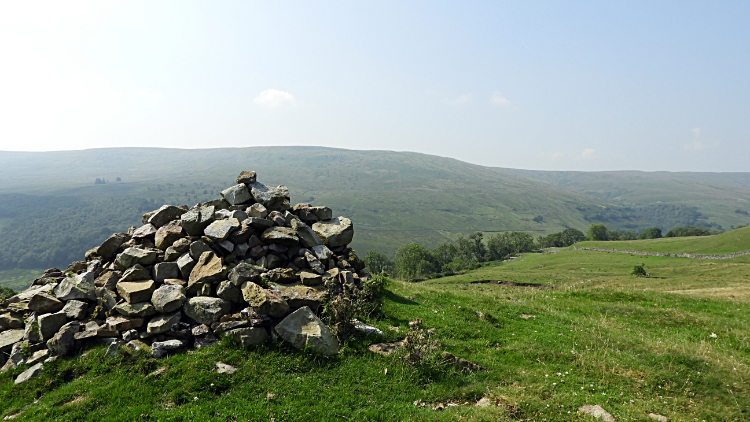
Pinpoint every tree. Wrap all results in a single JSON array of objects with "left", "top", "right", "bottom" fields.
[
  {"left": 665, "top": 225, "right": 712, "bottom": 237},
  {"left": 432, "top": 243, "right": 458, "bottom": 267},
  {"left": 487, "top": 231, "right": 536, "bottom": 260},
  {"left": 621, "top": 231, "right": 637, "bottom": 240},
  {"left": 533, "top": 215, "right": 544, "bottom": 223},
  {"left": 560, "top": 228, "right": 585, "bottom": 245},
  {"left": 115, "top": 177, "right": 122, "bottom": 182},
  {"left": 638, "top": 227, "right": 662, "bottom": 239},
  {"left": 607, "top": 230, "right": 622, "bottom": 241},
  {"left": 394, "top": 243, "right": 439, "bottom": 281},
  {"left": 363, "top": 250, "right": 395, "bottom": 275},
  {"left": 586, "top": 224, "right": 609, "bottom": 241}
]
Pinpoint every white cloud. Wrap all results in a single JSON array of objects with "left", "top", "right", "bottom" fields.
[
  {"left": 684, "top": 127, "right": 705, "bottom": 151},
  {"left": 490, "top": 92, "right": 510, "bottom": 106},
  {"left": 550, "top": 152, "right": 564, "bottom": 161},
  {"left": 444, "top": 93, "right": 472, "bottom": 104},
  {"left": 135, "top": 90, "right": 165, "bottom": 100},
  {"left": 253, "top": 89, "right": 300, "bottom": 108},
  {"left": 580, "top": 148, "right": 596, "bottom": 159}
]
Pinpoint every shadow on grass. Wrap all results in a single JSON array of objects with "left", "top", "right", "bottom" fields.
[{"left": 384, "top": 290, "right": 418, "bottom": 305}]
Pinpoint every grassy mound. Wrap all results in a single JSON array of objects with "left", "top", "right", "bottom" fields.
[
  {"left": 576, "top": 226, "right": 750, "bottom": 255},
  {"left": 2, "top": 249, "right": 748, "bottom": 421}
]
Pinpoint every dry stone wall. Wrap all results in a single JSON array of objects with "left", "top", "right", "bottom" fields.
[
  {"left": 574, "top": 247, "right": 750, "bottom": 260},
  {"left": 0, "top": 171, "right": 369, "bottom": 382}
]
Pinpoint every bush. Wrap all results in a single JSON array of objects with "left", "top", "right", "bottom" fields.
[
  {"left": 631, "top": 264, "right": 648, "bottom": 277},
  {"left": 487, "top": 231, "right": 535, "bottom": 259},
  {"left": 665, "top": 225, "right": 713, "bottom": 237},
  {"left": 586, "top": 224, "right": 609, "bottom": 241},
  {"left": 363, "top": 250, "right": 395, "bottom": 275},
  {"left": 0, "top": 286, "right": 16, "bottom": 301},
  {"left": 638, "top": 227, "right": 663, "bottom": 239},
  {"left": 395, "top": 243, "right": 439, "bottom": 281}
]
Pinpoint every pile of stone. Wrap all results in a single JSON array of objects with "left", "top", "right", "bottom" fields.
[{"left": 0, "top": 171, "right": 368, "bottom": 384}]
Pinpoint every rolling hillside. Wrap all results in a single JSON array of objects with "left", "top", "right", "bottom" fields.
[{"left": 576, "top": 226, "right": 750, "bottom": 255}]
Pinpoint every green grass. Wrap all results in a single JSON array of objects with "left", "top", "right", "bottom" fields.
[
  {"left": 2, "top": 248, "right": 749, "bottom": 421},
  {"left": 576, "top": 226, "right": 750, "bottom": 255},
  {"left": 0, "top": 268, "right": 44, "bottom": 292}
]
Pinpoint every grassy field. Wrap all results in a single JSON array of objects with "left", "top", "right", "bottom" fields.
[
  {"left": 2, "top": 247, "right": 749, "bottom": 421},
  {"left": 576, "top": 226, "right": 750, "bottom": 255},
  {"left": 0, "top": 268, "right": 44, "bottom": 292}
]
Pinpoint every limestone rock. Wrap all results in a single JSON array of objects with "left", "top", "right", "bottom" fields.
[
  {"left": 183, "top": 297, "right": 231, "bottom": 325},
  {"left": 262, "top": 227, "right": 299, "bottom": 247},
  {"left": 217, "top": 280, "right": 242, "bottom": 303},
  {"left": 14, "top": 362, "right": 44, "bottom": 385},
  {"left": 246, "top": 203, "right": 267, "bottom": 218},
  {"left": 299, "top": 271, "right": 323, "bottom": 286},
  {"left": 270, "top": 283, "right": 326, "bottom": 310},
  {"left": 240, "top": 282, "right": 290, "bottom": 318},
  {"left": 96, "top": 232, "right": 129, "bottom": 259},
  {"left": 148, "top": 205, "right": 187, "bottom": 228},
  {"left": 245, "top": 217, "right": 273, "bottom": 230},
  {"left": 188, "top": 251, "right": 224, "bottom": 291},
  {"left": 94, "top": 271, "right": 120, "bottom": 291},
  {"left": 180, "top": 205, "right": 216, "bottom": 236},
  {"left": 117, "top": 280, "right": 156, "bottom": 304},
  {"left": 132, "top": 223, "right": 157, "bottom": 239},
  {"left": 46, "top": 322, "right": 79, "bottom": 356},
  {"left": 225, "top": 327, "right": 268, "bottom": 348},
  {"left": 312, "top": 217, "right": 354, "bottom": 247},
  {"left": 54, "top": 272, "right": 96, "bottom": 301},
  {"left": 305, "top": 252, "right": 325, "bottom": 275},
  {"left": 151, "top": 339, "right": 184, "bottom": 358},
  {"left": 291, "top": 219, "right": 323, "bottom": 248},
  {"left": 221, "top": 184, "right": 253, "bottom": 206},
  {"left": 0, "top": 312, "right": 24, "bottom": 329},
  {"left": 578, "top": 405, "right": 616, "bottom": 422},
  {"left": 61, "top": 300, "right": 87, "bottom": 320},
  {"left": 648, "top": 414, "right": 668, "bottom": 422},
  {"left": 38, "top": 312, "right": 68, "bottom": 341},
  {"left": 28, "top": 292, "right": 64, "bottom": 313},
  {"left": 106, "top": 316, "right": 144, "bottom": 331},
  {"left": 294, "top": 204, "right": 332, "bottom": 222},
  {"left": 248, "top": 182, "right": 290, "bottom": 212},
  {"left": 114, "top": 301, "right": 156, "bottom": 318},
  {"left": 274, "top": 306, "right": 339, "bottom": 355},
  {"left": 0, "top": 329, "right": 25, "bottom": 351},
  {"left": 147, "top": 312, "right": 181, "bottom": 335},
  {"left": 216, "top": 361, "right": 238, "bottom": 374},
  {"left": 120, "top": 264, "right": 151, "bottom": 282},
  {"left": 236, "top": 170, "right": 256, "bottom": 184},
  {"left": 151, "top": 285, "right": 187, "bottom": 313},
  {"left": 177, "top": 253, "right": 196, "bottom": 279},
  {"left": 204, "top": 218, "right": 240, "bottom": 241},
  {"left": 155, "top": 222, "right": 184, "bottom": 250},
  {"left": 311, "top": 245, "right": 333, "bottom": 261},
  {"left": 96, "top": 287, "right": 117, "bottom": 312},
  {"left": 189, "top": 240, "right": 213, "bottom": 260},
  {"left": 114, "top": 247, "right": 157, "bottom": 270},
  {"left": 153, "top": 262, "right": 180, "bottom": 283}
]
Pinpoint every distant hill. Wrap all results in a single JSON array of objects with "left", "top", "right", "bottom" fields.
[
  {"left": 0, "top": 146, "right": 749, "bottom": 272},
  {"left": 576, "top": 226, "right": 750, "bottom": 255}
]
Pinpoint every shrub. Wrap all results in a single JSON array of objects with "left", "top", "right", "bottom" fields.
[
  {"left": 363, "top": 250, "right": 394, "bottom": 275},
  {"left": 638, "top": 227, "right": 663, "bottom": 239},
  {"left": 395, "top": 243, "right": 439, "bottom": 281},
  {"left": 631, "top": 264, "right": 648, "bottom": 277},
  {"left": 586, "top": 223, "right": 609, "bottom": 241}
]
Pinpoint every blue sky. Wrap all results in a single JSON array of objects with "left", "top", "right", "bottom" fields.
[{"left": 0, "top": 1, "right": 748, "bottom": 171}]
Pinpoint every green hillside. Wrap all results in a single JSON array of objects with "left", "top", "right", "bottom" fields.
[{"left": 576, "top": 226, "right": 750, "bottom": 255}]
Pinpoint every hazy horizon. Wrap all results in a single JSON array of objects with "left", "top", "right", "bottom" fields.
[{"left": 1, "top": 1, "right": 748, "bottom": 172}]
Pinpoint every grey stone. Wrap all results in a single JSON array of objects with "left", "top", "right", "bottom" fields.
[
  {"left": 0, "top": 329, "right": 24, "bottom": 351},
  {"left": 155, "top": 223, "right": 184, "bottom": 250},
  {"left": 120, "top": 264, "right": 151, "bottom": 282},
  {"left": 27, "top": 292, "right": 64, "bottom": 313},
  {"left": 153, "top": 262, "right": 180, "bottom": 283},
  {"left": 236, "top": 170, "right": 256, "bottom": 184},
  {"left": 311, "top": 245, "right": 333, "bottom": 261},
  {"left": 53, "top": 272, "right": 96, "bottom": 301},
  {"left": 578, "top": 405, "right": 616, "bottom": 422},
  {"left": 164, "top": 246, "right": 182, "bottom": 261},
  {"left": 225, "top": 327, "right": 268, "bottom": 348},
  {"left": 126, "top": 340, "right": 151, "bottom": 353},
  {"left": 293, "top": 204, "right": 333, "bottom": 222},
  {"left": 249, "top": 245, "right": 267, "bottom": 259},
  {"left": 204, "top": 218, "right": 240, "bottom": 241},
  {"left": 189, "top": 240, "right": 213, "bottom": 260},
  {"left": 245, "top": 217, "right": 273, "bottom": 230},
  {"left": 181, "top": 205, "right": 216, "bottom": 236},
  {"left": 268, "top": 211, "right": 286, "bottom": 226},
  {"left": 246, "top": 203, "right": 267, "bottom": 218},
  {"left": 105, "top": 316, "right": 144, "bottom": 331},
  {"left": 217, "top": 280, "right": 242, "bottom": 303},
  {"left": 291, "top": 219, "right": 323, "bottom": 248},
  {"left": 248, "top": 182, "right": 290, "bottom": 212},
  {"left": 212, "top": 320, "right": 251, "bottom": 335},
  {"left": 14, "top": 362, "right": 43, "bottom": 385},
  {"left": 16, "top": 284, "right": 56, "bottom": 301},
  {"left": 216, "top": 361, "right": 238, "bottom": 374},
  {"left": 270, "top": 283, "right": 326, "bottom": 310},
  {"left": 96, "top": 232, "right": 129, "bottom": 259},
  {"left": 183, "top": 297, "right": 231, "bottom": 325},
  {"left": 266, "top": 268, "right": 298, "bottom": 284},
  {"left": 151, "top": 285, "right": 187, "bottom": 313},
  {"left": 217, "top": 240, "right": 234, "bottom": 254},
  {"left": 148, "top": 205, "right": 187, "bottom": 228},
  {"left": 94, "top": 271, "right": 120, "bottom": 291},
  {"left": 0, "top": 312, "right": 24, "bottom": 329},
  {"left": 177, "top": 253, "right": 196, "bottom": 279},
  {"left": 114, "top": 247, "right": 157, "bottom": 270},
  {"left": 274, "top": 306, "right": 339, "bottom": 355},
  {"left": 46, "top": 321, "right": 79, "bottom": 356},
  {"left": 114, "top": 301, "right": 156, "bottom": 318},
  {"left": 305, "top": 252, "right": 325, "bottom": 275},
  {"left": 62, "top": 300, "right": 87, "bottom": 320},
  {"left": 221, "top": 184, "right": 253, "bottom": 206},
  {"left": 132, "top": 223, "right": 157, "bottom": 239},
  {"left": 353, "top": 319, "right": 384, "bottom": 336},
  {"left": 241, "top": 282, "right": 289, "bottom": 318},
  {"left": 312, "top": 217, "right": 354, "bottom": 247},
  {"left": 648, "top": 414, "right": 668, "bottom": 422},
  {"left": 147, "top": 312, "right": 181, "bottom": 335},
  {"left": 262, "top": 227, "right": 299, "bottom": 247},
  {"left": 38, "top": 312, "right": 68, "bottom": 341},
  {"left": 188, "top": 251, "right": 224, "bottom": 288},
  {"left": 299, "top": 271, "right": 323, "bottom": 286},
  {"left": 151, "top": 339, "right": 184, "bottom": 358},
  {"left": 234, "top": 242, "right": 250, "bottom": 258},
  {"left": 96, "top": 287, "right": 117, "bottom": 312},
  {"left": 105, "top": 341, "right": 122, "bottom": 357},
  {"left": 117, "top": 280, "right": 156, "bottom": 304}
]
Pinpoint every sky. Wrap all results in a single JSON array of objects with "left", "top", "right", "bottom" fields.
[{"left": 0, "top": 1, "right": 748, "bottom": 172}]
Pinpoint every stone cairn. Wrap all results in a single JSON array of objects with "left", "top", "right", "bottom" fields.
[{"left": 0, "top": 171, "right": 368, "bottom": 384}]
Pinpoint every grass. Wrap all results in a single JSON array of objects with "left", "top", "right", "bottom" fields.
[
  {"left": 576, "top": 226, "right": 750, "bottom": 255},
  {"left": 0, "top": 268, "right": 44, "bottom": 292},
  {"left": 1, "top": 249, "right": 749, "bottom": 421}
]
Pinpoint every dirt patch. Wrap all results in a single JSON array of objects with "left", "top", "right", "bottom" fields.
[{"left": 470, "top": 280, "right": 546, "bottom": 288}]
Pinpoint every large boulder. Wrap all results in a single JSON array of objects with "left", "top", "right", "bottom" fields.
[
  {"left": 96, "top": 232, "right": 129, "bottom": 259},
  {"left": 155, "top": 222, "right": 184, "bottom": 250},
  {"left": 312, "top": 217, "right": 354, "bottom": 247},
  {"left": 221, "top": 184, "right": 253, "bottom": 206},
  {"left": 151, "top": 284, "right": 187, "bottom": 313},
  {"left": 147, "top": 205, "right": 187, "bottom": 228},
  {"left": 291, "top": 219, "right": 323, "bottom": 248},
  {"left": 46, "top": 322, "right": 80, "bottom": 356},
  {"left": 224, "top": 327, "right": 268, "bottom": 348},
  {"left": 240, "top": 282, "right": 290, "bottom": 318},
  {"left": 248, "top": 182, "right": 290, "bottom": 212},
  {"left": 114, "top": 248, "right": 157, "bottom": 270},
  {"left": 204, "top": 218, "right": 240, "bottom": 241},
  {"left": 183, "top": 297, "right": 231, "bottom": 325},
  {"left": 299, "top": 271, "right": 323, "bottom": 286},
  {"left": 53, "top": 272, "right": 96, "bottom": 301},
  {"left": 28, "top": 292, "right": 64, "bottom": 313},
  {"left": 180, "top": 205, "right": 216, "bottom": 236},
  {"left": 117, "top": 280, "right": 156, "bottom": 304},
  {"left": 262, "top": 227, "right": 299, "bottom": 247},
  {"left": 274, "top": 306, "right": 339, "bottom": 355}
]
